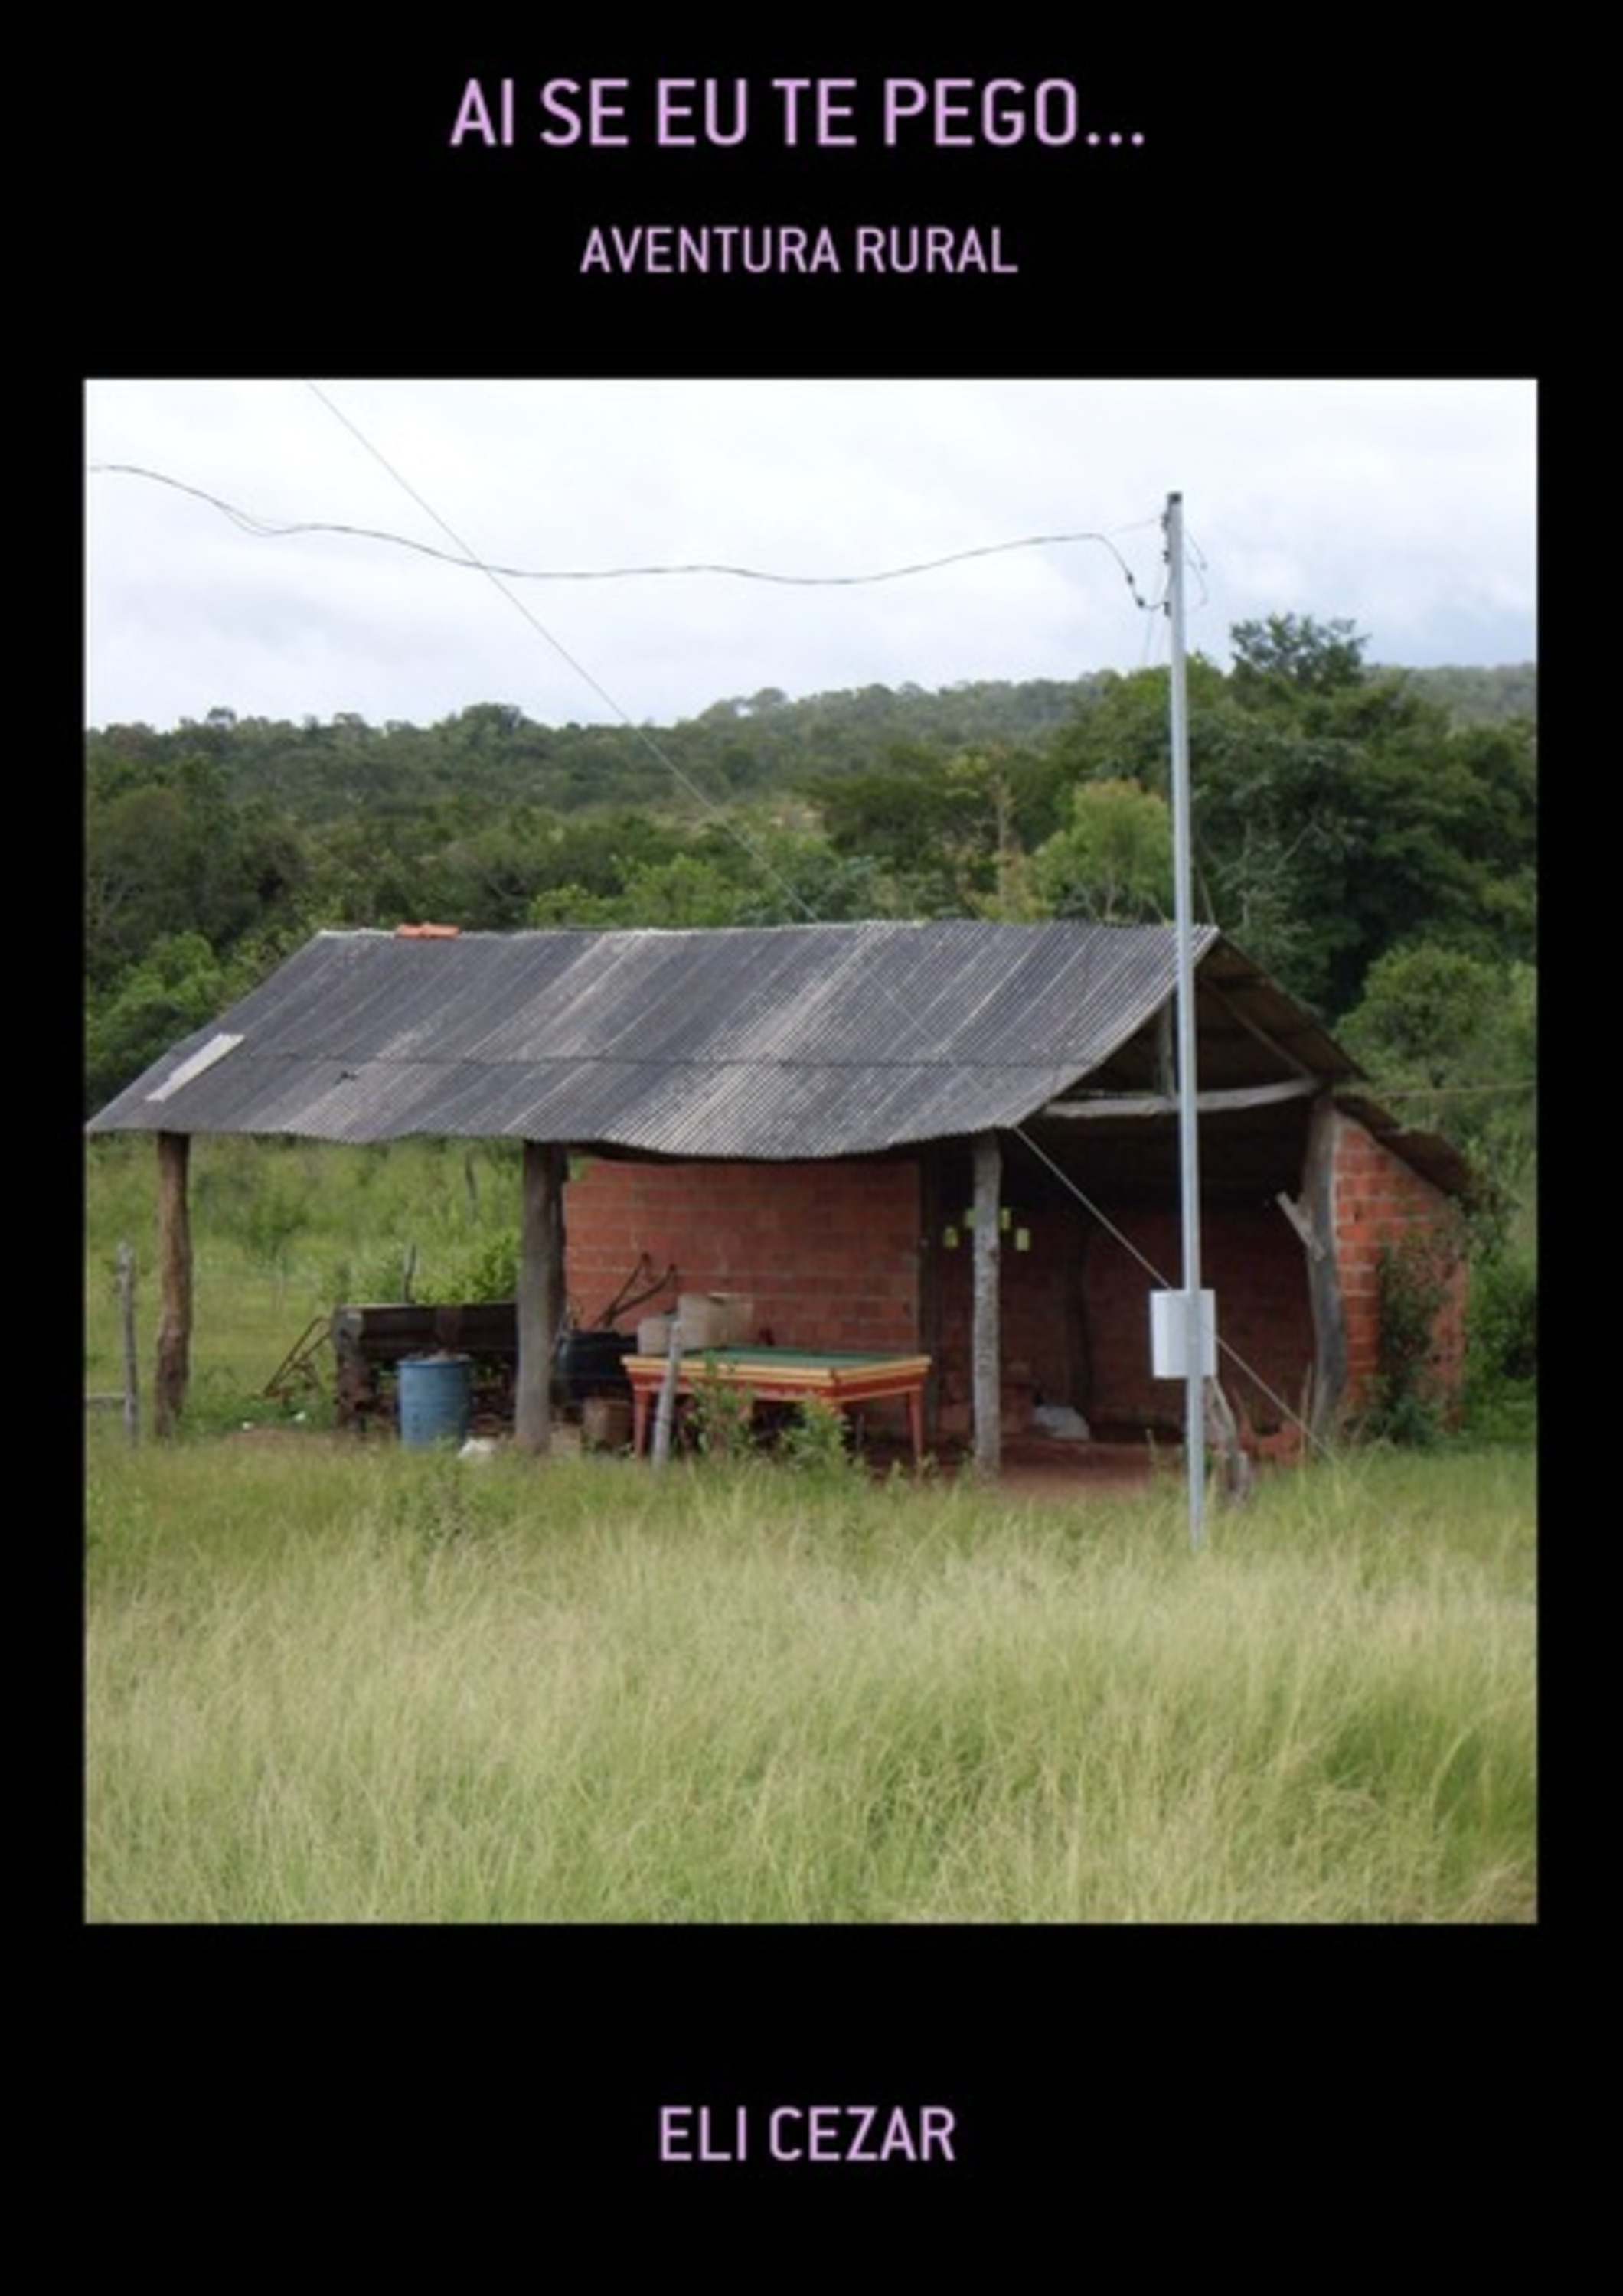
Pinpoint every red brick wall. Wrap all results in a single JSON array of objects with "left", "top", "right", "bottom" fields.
[
  {"left": 922, "top": 1194, "right": 1316, "bottom": 1445},
  {"left": 1056, "top": 1115, "right": 1467, "bottom": 1440},
  {"left": 564, "top": 1156, "right": 922, "bottom": 1357},
  {"left": 1330, "top": 1110, "right": 1467, "bottom": 1416},
  {"left": 1073, "top": 1203, "right": 1315, "bottom": 1439},
  {"left": 563, "top": 1114, "right": 1466, "bottom": 1449},
  {"left": 929, "top": 1198, "right": 1093, "bottom": 1437}
]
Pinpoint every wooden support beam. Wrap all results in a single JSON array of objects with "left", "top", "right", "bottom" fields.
[
  {"left": 972, "top": 1131, "right": 1002, "bottom": 1480},
  {"left": 153, "top": 1131, "right": 192, "bottom": 1439},
  {"left": 1301, "top": 1094, "right": 1348, "bottom": 1443},
  {"left": 1041, "top": 1077, "right": 1320, "bottom": 1120},
  {"left": 515, "top": 1140, "right": 567, "bottom": 1454},
  {"left": 917, "top": 1147, "right": 945, "bottom": 1445}
]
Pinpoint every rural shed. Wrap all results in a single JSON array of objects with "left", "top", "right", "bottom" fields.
[{"left": 86, "top": 919, "right": 1474, "bottom": 1462}]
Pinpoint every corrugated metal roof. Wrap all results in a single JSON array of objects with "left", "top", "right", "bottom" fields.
[{"left": 87, "top": 920, "right": 1357, "bottom": 1161}]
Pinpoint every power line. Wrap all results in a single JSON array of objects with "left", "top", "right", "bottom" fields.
[{"left": 90, "top": 456, "right": 1157, "bottom": 608}]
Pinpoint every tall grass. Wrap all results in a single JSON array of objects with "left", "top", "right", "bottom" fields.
[{"left": 85, "top": 1429, "right": 1536, "bottom": 1923}]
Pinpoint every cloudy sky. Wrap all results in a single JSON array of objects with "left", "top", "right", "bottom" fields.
[{"left": 84, "top": 379, "right": 1535, "bottom": 733}]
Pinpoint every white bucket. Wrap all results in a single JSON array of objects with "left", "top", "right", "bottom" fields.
[{"left": 676, "top": 1292, "right": 754, "bottom": 1347}]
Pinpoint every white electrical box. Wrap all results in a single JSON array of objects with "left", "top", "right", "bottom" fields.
[{"left": 1150, "top": 1289, "right": 1217, "bottom": 1379}]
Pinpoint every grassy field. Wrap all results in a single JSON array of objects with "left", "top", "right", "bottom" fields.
[
  {"left": 83, "top": 1136, "right": 1536, "bottom": 1925},
  {"left": 84, "top": 1424, "right": 1536, "bottom": 1924}
]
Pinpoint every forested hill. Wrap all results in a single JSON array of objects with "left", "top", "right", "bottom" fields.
[
  {"left": 85, "top": 676, "right": 1104, "bottom": 827},
  {"left": 1385, "top": 662, "right": 1537, "bottom": 726},
  {"left": 86, "top": 619, "right": 1538, "bottom": 1234},
  {"left": 86, "top": 660, "right": 1535, "bottom": 828}
]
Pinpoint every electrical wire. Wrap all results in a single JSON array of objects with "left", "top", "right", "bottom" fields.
[{"left": 89, "top": 457, "right": 1156, "bottom": 608}]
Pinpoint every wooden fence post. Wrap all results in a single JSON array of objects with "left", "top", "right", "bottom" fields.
[
  {"left": 153, "top": 1132, "right": 192, "bottom": 1439},
  {"left": 117, "top": 1239, "right": 139, "bottom": 1446}
]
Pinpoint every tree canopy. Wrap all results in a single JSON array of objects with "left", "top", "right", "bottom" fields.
[{"left": 83, "top": 638, "right": 1536, "bottom": 1128}]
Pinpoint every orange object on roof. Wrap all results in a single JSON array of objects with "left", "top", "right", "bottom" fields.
[{"left": 394, "top": 922, "right": 462, "bottom": 938}]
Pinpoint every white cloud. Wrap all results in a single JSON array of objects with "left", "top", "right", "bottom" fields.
[{"left": 85, "top": 377, "right": 1536, "bottom": 730}]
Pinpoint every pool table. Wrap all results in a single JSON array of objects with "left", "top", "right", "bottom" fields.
[{"left": 623, "top": 1346, "right": 932, "bottom": 1463}]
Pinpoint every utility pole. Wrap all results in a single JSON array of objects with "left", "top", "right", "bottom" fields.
[{"left": 1166, "top": 492, "right": 1207, "bottom": 1550}]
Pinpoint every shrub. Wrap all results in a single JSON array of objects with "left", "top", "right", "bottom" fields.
[
  {"left": 687, "top": 1362, "right": 756, "bottom": 1458},
  {"left": 1366, "top": 1232, "right": 1455, "bottom": 1446},
  {"left": 776, "top": 1394, "right": 859, "bottom": 1479},
  {"left": 1463, "top": 1251, "right": 1536, "bottom": 1441},
  {"left": 415, "top": 1231, "right": 520, "bottom": 1305}
]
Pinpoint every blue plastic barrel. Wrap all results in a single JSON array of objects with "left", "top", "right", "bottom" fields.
[{"left": 397, "top": 1352, "right": 473, "bottom": 1448}]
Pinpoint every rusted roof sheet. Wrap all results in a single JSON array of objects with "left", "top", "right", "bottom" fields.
[{"left": 87, "top": 920, "right": 1357, "bottom": 1160}]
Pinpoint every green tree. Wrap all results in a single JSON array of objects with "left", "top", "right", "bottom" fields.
[
  {"left": 1230, "top": 613, "right": 1369, "bottom": 699},
  {"left": 84, "top": 932, "right": 233, "bottom": 1114},
  {"left": 1030, "top": 781, "right": 1173, "bottom": 921},
  {"left": 1340, "top": 941, "right": 1537, "bottom": 1440},
  {"left": 606, "top": 852, "right": 749, "bottom": 928},
  {"left": 806, "top": 740, "right": 1053, "bottom": 915},
  {"left": 1337, "top": 943, "right": 1536, "bottom": 1214},
  {"left": 86, "top": 750, "right": 309, "bottom": 986}
]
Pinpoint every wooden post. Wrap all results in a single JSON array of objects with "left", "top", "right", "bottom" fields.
[
  {"left": 515, "top": 1140, "right": 567, "bottom": 1453},
  {"left": 972, "top": 1131, "right": 1002, "bottom": 1480},
  {"left": 153, "top": 1132, "right": 192, "bottom": 1439},
  {"left": 916, "top": 1149, "right": 943, "bottom": 1446},
  {"left": 1203, "top": 1377, "right": 1253, "bottom": 1505},
  {"left": 1300, "top": 1094, "right": 1348, "bottom": 1444},
  {"left": 117, "top": 1239, "right": 139, "bottom": 1446}
]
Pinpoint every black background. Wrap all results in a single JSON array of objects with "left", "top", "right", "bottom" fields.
[
  {"left": 64, "top": 13, "right": 1546, "bottom": 2246},
  {"left": 74, "top": 21, "right": 1548, "bottom": 377}
]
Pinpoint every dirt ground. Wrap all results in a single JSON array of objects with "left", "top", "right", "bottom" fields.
[
  {"left": 849, "top": 1431, "right": 1169, "bottom": 1499},
  {"left": 973, "top": 1435, "right": 1168, "bottom": 1499},
  {"left": 221, "top": 1415, "right": 1176, "bottom": 1500}
]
